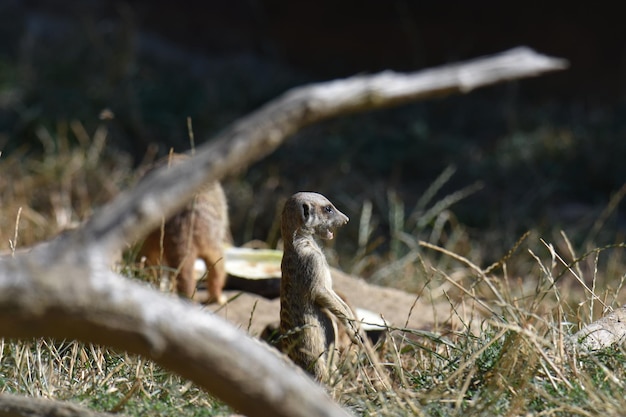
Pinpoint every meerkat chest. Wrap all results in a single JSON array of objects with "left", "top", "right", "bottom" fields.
[
  {"left": 294, "top": 242, "right": 329, "bottom": 284},
  {"left": 281, "top": 241, "right": 331, "bottom": 313}
]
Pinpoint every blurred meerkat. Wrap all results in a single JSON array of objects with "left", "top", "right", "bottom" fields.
[
  {"left": 138, "top": 153, "right": 229, "bottom": 304},
  {"left": 279, "top": 192, "right": 360, "bottom": 380}
]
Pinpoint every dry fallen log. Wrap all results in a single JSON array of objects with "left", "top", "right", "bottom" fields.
[
  {"left": 0, "top": 47, "right": 567, "bottom": 417},
  {"left": 569, "top": 306, "right": 626, "bottom": 352},
  {"left": 0, "top": 393, "right": 121, "bottom": 417}
]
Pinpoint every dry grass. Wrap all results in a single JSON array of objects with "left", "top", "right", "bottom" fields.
[
  {"left": 2, "top": 123, "right": 626, "bottom": 416},
  {"left": 0, "top": 339, "right": 227, "bottom": 415},
  {"left": 327, "top": 232, "right": 626, "bottom": 416},
  {"left": 0, "top": 121, "right": 134, "bottom": 247}
]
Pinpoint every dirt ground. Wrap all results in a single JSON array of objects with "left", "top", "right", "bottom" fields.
[{"left": 204, "top": 268, "right": 482, "bottom": 337}]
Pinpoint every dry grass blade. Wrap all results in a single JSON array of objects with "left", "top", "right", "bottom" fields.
[
  {"left": 491, "top": 321, "right": 574, "bottom": 390},
  {"left": 540, "top": 238, "right": 608, "bottom": 311},
  {"left": 419, "top": 240, "right": 482, "bottom": 275},
  {"left": 483, "top": 230, "right": 530, "bottom": 275},
  {"left": 415, "top": 182, "right": 483, "bottom": 231},
  {"left": 9, "top": 206, "right": 22, "bottom": 256},
  {"left": 419, "top": 240, "right": 507, "bottom": 314}
]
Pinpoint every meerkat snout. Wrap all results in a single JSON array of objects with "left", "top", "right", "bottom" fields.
[{"left": 294, "top": 193, "right": 349, "bottom": 240}]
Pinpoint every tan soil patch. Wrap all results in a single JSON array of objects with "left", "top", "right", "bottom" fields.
[{"left": 205, "top": 268, "right": 481, "bottom": 336}]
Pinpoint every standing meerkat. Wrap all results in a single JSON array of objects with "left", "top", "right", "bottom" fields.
[
  {"left": 279, "top": 192, "right": 359, "bottom": 380},
  {"left": 138, "top": 153, "right": 229, "bottom": 304}
]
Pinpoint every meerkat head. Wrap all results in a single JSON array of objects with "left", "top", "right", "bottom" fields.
[{"left": 282, "top": 192, "right": 349, "bottom": 241}]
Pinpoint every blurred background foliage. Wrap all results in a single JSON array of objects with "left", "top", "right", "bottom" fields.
[{"left": 1, "top": 0, "right": 625, "bottom": 279}]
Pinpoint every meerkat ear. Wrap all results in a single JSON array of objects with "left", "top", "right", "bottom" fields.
[{"left": 301, "top": 203, "right": 311, "bottom": 224}]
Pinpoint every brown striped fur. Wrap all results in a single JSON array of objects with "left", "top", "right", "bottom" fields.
[
  {"left": 279, "top": 192, "right": 357, "bottom": 380},
  {"left": 138, "top": 153, "right": 229, "bottom": 304}
]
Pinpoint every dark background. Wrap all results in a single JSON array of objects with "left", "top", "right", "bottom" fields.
[{"left": 1, "top": 0, "right": 625, "bottom": 259}]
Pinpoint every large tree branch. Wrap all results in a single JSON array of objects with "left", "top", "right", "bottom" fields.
[
  {"left": 0, "top": 393, "right": 121, "bottom": 417},
  {"left": 0, "top": 253, "right": 346, "bottom": 417},
  {"left": 0, "top": 47, "right": 567, "bottom": 416},
  {"left": 84, "top": 46, "right": 567, "bottom": 257}
]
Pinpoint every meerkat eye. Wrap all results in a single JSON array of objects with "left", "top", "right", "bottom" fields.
[{"left": 324, "top": 205, "right": 334, "bottom": 214}]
